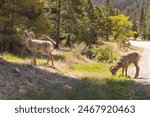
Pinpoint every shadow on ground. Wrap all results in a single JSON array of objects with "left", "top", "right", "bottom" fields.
[
  {"left": 69, "top": 77, "right": 150, "bottom": 100},
  {"left": 0, "top": 60, "right": 150, "bottom": 100},
  {"left": 0, "top": 60, "right": 75, "bottom": 99}
]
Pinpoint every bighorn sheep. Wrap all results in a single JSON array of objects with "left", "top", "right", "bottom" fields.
[
  {"left": 110, "top": 52, "right": 141, "bottom": 78},
  {"left": 23, "top": 31, "right": 55, "bottom": 66}
]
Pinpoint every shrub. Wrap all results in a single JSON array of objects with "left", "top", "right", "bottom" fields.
[
  {"left": 88, "top": 44, "right": 118, "bottom": 63},
  {"left": 64, "top": 43, "right": 85, "bottom": 68}
]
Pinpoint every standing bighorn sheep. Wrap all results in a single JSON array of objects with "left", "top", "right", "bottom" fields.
[
  {"left": 110, "top": 52, "right": 141, "bottom": 78},
  {"left": 23, "top": 31, "right": 55, "bottom": 66}
]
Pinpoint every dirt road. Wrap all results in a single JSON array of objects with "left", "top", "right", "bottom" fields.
[{"left": 130, "top": 41, "right": 150, "bottom": 84}]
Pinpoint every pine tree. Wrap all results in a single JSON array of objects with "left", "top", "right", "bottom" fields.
[
  {"left": 103, "top": 0, "right": 116, "bottom": 41},
  {"left": 0, "top": 0, "right": 51, "bottom": 51}
]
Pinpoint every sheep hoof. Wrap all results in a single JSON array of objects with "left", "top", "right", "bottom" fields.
[
  {"left": 127, "top": 76, "right": 131, "bottom": 79},
  {"left": 49, "top": 65, "right": 55, "bottom": 69},
  {"left": 52, "top": 66, "right": 56, "bottom": 69},
  {"left": 31, "top": 63, "right": 37, "bottom": 66}
]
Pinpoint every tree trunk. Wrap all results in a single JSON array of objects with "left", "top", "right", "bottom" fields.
[
  {"left": 56, "top": 0, "right": 61, "bottom": 49},
  {"left": 65, "top": 34, "right": 72, "bottom": 47}
]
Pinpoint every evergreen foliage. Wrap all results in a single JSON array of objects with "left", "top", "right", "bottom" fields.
[
  {"left": 92, "top": 0, "right": 150, "bottom": 40},
  {"left": 0, "top": 0, "right": 51, "bottom": 51},
  {"left": 0, "top": 0, "right": 148, "bottom": 51}
]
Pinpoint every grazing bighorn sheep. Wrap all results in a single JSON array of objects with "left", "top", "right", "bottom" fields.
[
  {"left": 110, "top": 52, "right": 141, "bottom": 78},
  {"left": 23, "top": 31, "right": 55, "bottom": 66}
]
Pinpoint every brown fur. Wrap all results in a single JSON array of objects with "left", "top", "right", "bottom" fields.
[
  {"left": 110, "top": 52, "right": 141, "bottom": 78},
  {"left": 24, "top": 31, "right": 54, "bottom": 66}
]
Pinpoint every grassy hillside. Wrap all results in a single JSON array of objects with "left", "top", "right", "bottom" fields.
[{"left": 1, "top": 42, "right": 149, "bottom": 100}]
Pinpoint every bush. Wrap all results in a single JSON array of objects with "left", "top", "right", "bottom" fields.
[
  {"left": 88, "top": 44, "right": 118, "bottom": 63},
  {"left": 64, "top": 43, "right": 85, "bottom": 68}
]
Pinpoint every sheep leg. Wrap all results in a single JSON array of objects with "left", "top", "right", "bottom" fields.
[
  {"left": 46, "top": 52, "right": 50, "bottom": 64},
  {"left": 32, "top": 51, "right": 37, "bottom": 66},
  {"left": 50, "top": 52, "right": 54, "bottom": 67},
  {"left": 125, "top": 67, "right": 128, "bottom": 77},
  {"left": 122, "top": 68, "right": 124, "bottom": 76},
  {"left": 134, "top": 63, "right": 140, "bottom": 78},
  {"left": 46, "top": 52, "right": 54, "bottom": 67}
]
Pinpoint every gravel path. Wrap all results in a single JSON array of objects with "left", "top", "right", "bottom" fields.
[
  {"left": 130, "top": 41, "right": 150, "bottom": 84},
  {"left": 130, "top": 41, "right": 150, "bottom": 85}
]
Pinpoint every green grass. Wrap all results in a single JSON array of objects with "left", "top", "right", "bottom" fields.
[
  {"left": 67, "top": 62, "right": 150, "bottom": 100},
  {"left": 74, "top": 62, "right": 111, "bottom": 73},
  {"left": 26, "top": 88, "right": 53, "bottom": 100},
  {"left": 3, "top": 52, "right": 48, "bottom": 65},
  {"left": 68, "top": 77, "right": 150, "bottom": 100},
  {"left": 25, "top": 76, "right": 150, "bottom": 100},
  {"left": 2, "top": 52, "right": 150, "bottom": 100},
  {"left": 73, "top": 62, "right": 124, "bottom": 78},
  {"left": 3, "top": 53, "right": 24, "bottom": 62}
]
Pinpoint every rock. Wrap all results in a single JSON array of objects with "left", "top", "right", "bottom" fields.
[
  {"left": 19, "top": 88, "right": 27, "bottom": 95},
  {"left": 0, "top": 74, "right": 3, "bottom": 79},
  {"left": 0, "top": 57, "right": 5, "bottom": 65},
  {"left": 8, "top": 73, "right": 11, "bottom": 75},
  {"left": 71, "top": 59, "right": 78, "bottom": 64},
  {"left": 14, "top": 67, "right": 20, "bottom": 73},
  {"left": 0, "top": 57, "right": 3, "bottom": 61},
  {"left": 0, "top": 82, "right": 6, "bottom": 87},
  {"left": 63, "top": 85, "right": 72, "bottom": 91}
]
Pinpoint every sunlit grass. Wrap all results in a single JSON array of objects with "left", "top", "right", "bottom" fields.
[
  {"left": 3, "top": 53, "right": 24, "bottom": 62},
  {"left": 3, "top": 52, "right": 149, "bottom": 100},
  {"left": 74, "top": 62, "right": 110, "bottom": 73},
  {"left": 73, "top": 62, "right": 112, "bottom": 78},
  {"left": 3, "top": 53, "right": 48, "bottom": 66}
]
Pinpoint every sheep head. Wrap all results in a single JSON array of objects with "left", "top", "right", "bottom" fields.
[
  {"left": 109, "top": 66, "right": 117, "bottom": 75},
  {"left": 23, "top": 31, "right": 35, "bottom": 38},
  {"left": 110, "top": 62, "right": 122, "bottom": 75}
]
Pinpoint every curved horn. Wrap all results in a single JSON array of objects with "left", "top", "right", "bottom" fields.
[
  {"left": 24, "top": 31, "right": 29, "bottom": 38},
  {"left": 28, "top": 31, "right": 36, "bottom": 39},
  {"left": 109, "top": 66, "right": 114, "bottom": 72},
  {"left": 45, "top": 36, "right": 56, "bottom": 45}
]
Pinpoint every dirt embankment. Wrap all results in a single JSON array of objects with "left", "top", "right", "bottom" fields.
[{"left": 0, "top": 58, "right": 75, "bottom": 99}]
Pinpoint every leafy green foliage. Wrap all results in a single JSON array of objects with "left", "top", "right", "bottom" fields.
[
  {"left": 109, "top": 14, "right": 137, "bottom": 46},
  {"left": 93, "top": 0, "right": 150, "bottom": 39},
  {"left": 87, "top": 44, "right": 118, "bottom": 62}
]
